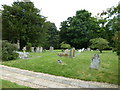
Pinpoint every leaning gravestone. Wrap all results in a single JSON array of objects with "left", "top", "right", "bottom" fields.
[
  {"left": 90, "top": 54, "right": 100, "bottom": 69},
  {"left": 69, "top": 48, "right": 75, "bottom": 58}
]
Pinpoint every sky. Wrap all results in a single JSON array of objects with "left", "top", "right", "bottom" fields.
[{"left": 0, "top": 0, "right": 119, "bottom": 29}]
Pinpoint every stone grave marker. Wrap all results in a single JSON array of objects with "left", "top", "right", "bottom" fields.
[
  {"left": 50, "top": 46, "right": 54, "bottom": 52},
  {"left": 69, "top": 48, "right": 75, "bottom": 58},
  {"left": 87, "top": 48, "right": 91, "bottom": 51},
  {"left": 40, "top": 47, "right": 43, "bottom": 53},
  {"left": 90, "top": 53, "right": 100, "bottom": 69},
  {"left": 31, "top": 47, "right": 34, "bottom": 52},
  {"left": 36, "top": 47, "right": 40, "bottom": 53}
]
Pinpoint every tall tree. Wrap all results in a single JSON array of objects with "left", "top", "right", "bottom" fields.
[
  {"left": 2, "top": 1, "right": 47, "bottom": 49},
  {"left": 98, "top": 3, "right": 120, "bottom": 47},
  {"left": 45, "top": 21, "right": 60, "bottom": 49},
  {"left": 60, "top": 10, "right": 100, "bottom": 48}
]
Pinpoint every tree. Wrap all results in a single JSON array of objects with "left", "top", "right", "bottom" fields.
[
  {"left": 89, "top": 38, "right": 109, "bottom": 53},
  {"left": 60, "top": 10, "right": 100, "bottom": 49},
  {"left": 45, "top": 21, "right": 60, "bottom": 49},
  {"left": 98, "top": 3, "right": 120, "bottom": 47},
  {"left": 2, "top": 1, "right": 47, "bottom": 49},
  {"left": 112, "top": 31, "right": 120, "bottom": 55}
]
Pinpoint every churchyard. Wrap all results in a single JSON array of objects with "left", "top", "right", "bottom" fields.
[{"left": 2, "top": 49, "right": 118, "bottom": 85}]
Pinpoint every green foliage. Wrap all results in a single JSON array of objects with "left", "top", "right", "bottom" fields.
[
  {"left": 90, "top": 38, "right": 109, "bottom": 53},
  {"left": 97, "top": 4, "right": 120, "bottom": 47},
  {"left": 60, "top": 10, "right": 100, "bottom": 48},
  {"left": 45, "top": 22, "right": 60, "bottom": 49},
  {"left": 2, "top": 1, "right": 47, "bottom": 49},
  {"left": 2, "top": 40, "right": 19, "bottom": 61},
  {"left": 60, "top": 42, "right": 71, "bottom": 49},
  {"left": 112, "top": 31, "right": 120, "bottom": 55}
]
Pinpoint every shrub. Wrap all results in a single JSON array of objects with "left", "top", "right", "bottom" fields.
[
  {"left": 60, "top": 42, "right": 71, "bottom": 49},
  {"left": 2, "top": 40, "right": 19, "bottom": 61},
  {"left": 89, "top": 38, "right": 109, "bottom": 53}
]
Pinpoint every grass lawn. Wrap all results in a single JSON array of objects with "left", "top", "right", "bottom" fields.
[
  {"left": 1, "top": 79, "right": 32, "bottom": 89},
  {"left": 2, "top": 50, "right": 119, "bottom": 84}
]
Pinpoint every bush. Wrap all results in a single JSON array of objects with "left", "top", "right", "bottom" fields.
[
  {"left": 60, "top": 42, "right": 71, "bottom": 49},
  {"left": 2, "top": 40, "right": 19, "bottom": 61}
]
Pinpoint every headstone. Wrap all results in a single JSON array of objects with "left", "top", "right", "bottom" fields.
[
  {"left": 87, "top": 48, "right": 91, "bottom": 51},
  {"left": 50, "top": 46, "right": 54, "bottom": 52},
  {"left": 78, "top": 49, "right": 82, "bottom": 52},
  {"left": 64, "top": 49, "right": 70, "bottom": 55},
  {"left": 31, "top": 47, "right": 34, "bottom": 52},
  {"left": 81, "top": 48, "right": 85, "bottom": 52},
  {"left": 69, "top": 48, "right": 75, "bottom": 58},
  {"left": 40, "top": 47, "right": 43, "bottom": 53},
  {"left": 36, "top": 47, "right": 40, "bottom": 53},
  {"left": 90, "top": 54, "right": 100, "bottom": 69}
]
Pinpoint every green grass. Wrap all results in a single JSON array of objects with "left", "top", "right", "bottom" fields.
[
  {"left": 1, "top": 79, "right": 31, "bottom": 88},
  {"left": 2, "top": 50, "right": 119, "bottom": 84}
]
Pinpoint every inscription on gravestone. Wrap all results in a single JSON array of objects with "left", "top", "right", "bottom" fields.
[{"left": 90, "top": 54, "right": 100, "bottom": 69}]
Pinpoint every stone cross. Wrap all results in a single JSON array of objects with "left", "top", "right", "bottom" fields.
[{"left": 90, "top": 54, "right": 100, "bottom": 69}]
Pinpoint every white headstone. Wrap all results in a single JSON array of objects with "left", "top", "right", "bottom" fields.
[
  {"left": 31, "top": 47, "right": 34, "bottom": 52},
  {"left": 40, "top": 47, "right": 43, "bottom": 53},
  {"left": 36, "top": 47, "right": 40, "bottom": 53},
  {"left": 50, "top": 46, "right": 54, "bottom": 52}
]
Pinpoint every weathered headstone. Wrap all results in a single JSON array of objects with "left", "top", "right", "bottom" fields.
[
  {"left": 31, "top": 47, "right": 34, "bottom": 52},
  {"left": 50, "top": 46, "right": 54, "bottom": 52},
  {"left": 64, "top": 49, "right": 70, "bottom": 55},
  {"left": 90, "top": 54, "right": 100, "bottom": 69},
  {"left": 87, "top": 48, "right": 91, "bottom": 51},
  {"left": 36, "top": 47, "right": 40, "bottom": 53},
  {"left": 69, "top": 48, "right": 75, "bottom": 58},
  {"left": 40, "top": 47, "right": 42, "bottom": 52}
]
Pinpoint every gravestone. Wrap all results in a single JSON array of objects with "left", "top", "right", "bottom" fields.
[
  {"left": 50, "top": 46, "right": 54, "bottom": 52},
  {"left": 36, "top": 47, "right": 40, "bottom": 53},
  {"left": 40, "top": 47, "right": 43, "bottom": 53},
  {"left": 64, "top": 49, "right": 70, "bottom": 55},
  {"left": 81, "top": 48, "right": 85, "bottom": 52},
  {"left": 69, "top": 48, "right": 75, "bottom": 58},
  {"left": 90, "top": 53, "right": 100, "bottom": 69},
  {"left": 31, "top": 47, "right": 34, "bottom": 52},
  {"left": 87, "top": 48, "right": 91, "bottom": 51},
  {"left": 78, "top": 49, "right": 82, "bottom": 52}
]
